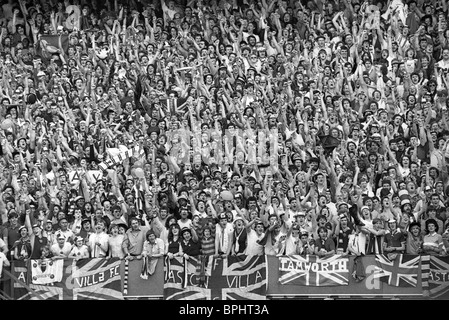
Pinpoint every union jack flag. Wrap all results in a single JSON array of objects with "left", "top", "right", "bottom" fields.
[
  {"left": 13, "top": 258, "right": 123, "bottom": 300},
  {"left": 164, "top": 255, "right": 267, "bottom": 300},
  {"left": 421, "top": 255, "right": 449, "bottom": 299},
  {"left": 18, "top": 284, "right": 64, "bottom": 300},
  {"left": 373, "top": 254, "right": 420, "bottom": 287},
  {"left": 72, "top": 258, "right": 123, "bottom": 300},
  {"left": 279, "top": 255, "right": 349, "bottom": 286}
]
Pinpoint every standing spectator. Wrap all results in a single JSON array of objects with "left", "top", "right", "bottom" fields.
[
  {"left": 88, "top": 219, "right": 109, "bottom": 258},
  {"left": 315, "top": 226, "right": 336, "bottom": 257},
  {"left": 165, "top": 223, "right": 183, "bottom": 258},
  {"left": 215, "top": 212, "right": 233, "bottom": 257},
  {"left": 383, "top": 219, "right": 406, "bottom": 257},
  {"left": 141, "top": 229, "right": 165, "bottom": 277},
  {"left": 29, "top": 223, "right": 48, "bottom": 259},
  {"left": 423, "top": 218, "right": 446, "bottom": 256},
  {"left": 122, "top": 217, "right": 149, "bottom": 260},
  {"left": 50, "top": 233, "right": 72, "bottom": 259},
  {"left": 180, "top": 227, "right": 201, "bottom": 259},
  {"left": 69, "top": 236, "right": 90, "bottom": 260},
  {"left": 230, "top": 216, "right": 248, "bottom": 255},
  {"left": 108, "top": 224, "right": 125, "bottom": 259},
  {"left": 13, "top": 225, "right": 31, "bottom": 260},
  {"left": 245, "top": 217, "right": 265, "bottom": 256},
  {"left": 406, "top": 222, "right": 424, "bottom": 254}
]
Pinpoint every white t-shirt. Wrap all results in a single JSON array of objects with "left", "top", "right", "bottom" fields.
[
  {"left": 348, "top": 233, "right": 366, "bottom": 255},
  {"left": 88, "top": 232, "right": 109, "bottom": 258},
  {"left": 246, "top": 229, "right": 265, "bottom": 256},
  {"left": 178, "top": 219, "right": 193, "bottom": 230},
  {"left": 285, "top": 234, "right": 300, "bottom": 256}
]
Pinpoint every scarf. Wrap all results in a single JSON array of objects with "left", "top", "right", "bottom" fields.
[
  {"left": 218, "top": 225, "right": 229, "bottom": 254},
  {"left": 71, "top": 218, "right": 82, "bottom": 235},
  {"left": 234, "top": 228, "right": 247, "bottom": 254}
]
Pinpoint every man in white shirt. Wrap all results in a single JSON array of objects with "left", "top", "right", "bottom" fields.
[
  {"left": 215, "top": 213, "right": 233, "bottom": 257},
  {"left": 245, "top": 218, "right": 265, "bottom": 256}
]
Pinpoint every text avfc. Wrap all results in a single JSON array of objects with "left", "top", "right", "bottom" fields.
[
  {"left": 279, "top": 259, "right": 349, "bottom": 272},
  {"left": 74, "top": 265, "right": 120, "bottom": 287}
]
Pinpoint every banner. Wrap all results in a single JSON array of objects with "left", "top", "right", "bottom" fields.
[
  {"left": 30, "top": 259, "right": 63, "bottom": 285},
  {"left": 98, "top": 146, "right": 145, "bottom": 172},
  {"left": 87, "top": 170, "right": 102, "bottom": 184},
  {"left": 72, "top": 258, "right": 123, "bottom": 300},
  {"left": 279, "top": 255, "right": 349, "bottom": 286},
  {"left": 164, "top": 255, "right": 267, "bottom": 300},
  {"left": 13, "top": 258, "right": 123, "bottom": 300},
  {"left": 12, "top": 260, "right": 29, "bottom": 299},
  {"left": 422, "top": 255, "right": 449, "bottom": 299},
  {"left": 40, "top": 34, "right": 69, "bottom": 54},
  {"left": 373, "top": 254, "right": 420, "bottom": 287},
  {"left": 121, "top": 258, "right": 164, "bottom": 298}
]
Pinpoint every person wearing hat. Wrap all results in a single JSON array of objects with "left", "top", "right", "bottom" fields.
[
  {"left": 29, "top": 222, "right": 48, "bottom": 259},
  {"left": 13, "top": 225, "right": 32, "bottom": 260},
  {"left": 297, "top": 230, "right": 315, "bottom": 256},
  {"left": 54, "top": 217, "right": 74, "bottom": 245},
  {"left": 215, "top": 212, "right": 233, "bottom": 257},
  {"left": 383, "top": 219, "right": 406, "bottom": 256},
  {"left": 422, "top": 219, "right": 445, "bottom": 256},
  {"left": 230, "top": 216, "right": 248, "bottom": 255},
  {"left": 69, "top": 236, "right": 90, "bottom": 260},
  {"left": 406, "top": 221, "right": 423, "bottom": 254},
  {"left": 50, "top": 232, "right": 72, "bottom": 259},
  {"left": 294, "top": 211, "right": 313, "bottom": 235}
]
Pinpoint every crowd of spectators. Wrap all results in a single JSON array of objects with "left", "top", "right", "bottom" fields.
[{"left": 1, "top": 0, "right": 449, "bottom": 283}]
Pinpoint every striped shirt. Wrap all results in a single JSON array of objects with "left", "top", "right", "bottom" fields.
[{"left": 200, "top": 237, "right": 215, "bottom": 256}]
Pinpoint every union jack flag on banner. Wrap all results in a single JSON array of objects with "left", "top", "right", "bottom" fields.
[
  {"left": 164, "top": 255, "right": 267, "bottom": 300},
  {"left": 373, "top": 254, "right": 420, "bottom": 287},
  {"left": 13, "top": 258, "right": 123, "bottom": 300},
  {"left": 278, "top": 255, "right": 349, "bottom": 286},
  {"left": 421, "top": 255, "right": 449, "bottom": 299},
  {"left": 71, "top": 258, "right": 123, "bottom": 300}
]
